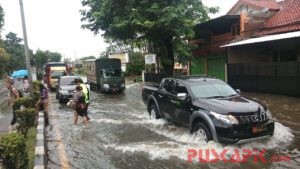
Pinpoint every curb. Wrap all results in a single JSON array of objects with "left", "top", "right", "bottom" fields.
[{"left": 34, "top": 111, "right": 46, "bottom": 169}]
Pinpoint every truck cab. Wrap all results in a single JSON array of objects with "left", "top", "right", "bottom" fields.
[{"left": 45, "top": 62, "right": 68, "bottom": 90}]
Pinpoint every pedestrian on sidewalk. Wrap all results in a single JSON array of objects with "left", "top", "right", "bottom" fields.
[
  {"left": 22, "top": 76, "right": 30, "bottom": 97},
  {"left": 35, "top": 83, "right": 49, "bottom": 125},
  {"left": 5, "top": 81, "right": 21, "bottom": 131},
  {"left": 73, "top": 85, "right": 88, "bottom": 125}
]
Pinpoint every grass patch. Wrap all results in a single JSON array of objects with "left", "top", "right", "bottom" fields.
[{"left": 26, "top": 127, "right": 37, "bottom": 169}]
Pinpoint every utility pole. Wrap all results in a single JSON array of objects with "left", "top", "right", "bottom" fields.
[{"left": 19, "top": 0, "right": 33, "bottom": 93}]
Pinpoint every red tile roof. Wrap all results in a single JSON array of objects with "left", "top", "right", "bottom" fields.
[
  {"left": 227, "top": 0, "right": 279, "bottom": 14},
  {"left": 256, "top": 0, "right": 300, "bottom": 35},
  {"left": 243, "top": 0, "right": 279, "bottom": 10}
]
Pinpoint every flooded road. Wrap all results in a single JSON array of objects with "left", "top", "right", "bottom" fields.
[{"left": 46, "top": 84, "right": 300, "bottom": 169}]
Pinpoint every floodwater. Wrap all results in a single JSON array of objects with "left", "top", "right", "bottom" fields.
[{"left": 46, "top": 84, "right": 300, "bottom": 169}]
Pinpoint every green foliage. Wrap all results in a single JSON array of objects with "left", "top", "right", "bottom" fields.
[
  {"left": 0, "top": 132, "right": 28, "bottom": 169},
  {"left": 33, "top": 80, "right": 42, "bottom": 90},
  {"left": 13, "top": 97, "right": 35, "bottom": 110},
  {"left": 133, "top": 76, "right": 142, "bottom": 82},
  {"left": 15, "top": 108, "right": 36, "bottom": 134},
  {"left": 33, "top": 80, "right": 42, "bottom": 102},
  {"left": 0, "top": 41, "right": 10, "bottom": 77},
  {"left": 81, "top": 0, "right": 218, "bottom": 74},
  {"left": 26, "top": 127, "right": 37, "bottom": 169},
  {"left": 12, "top": 96, "right": 38, "bottom": 134},
  {"left": 48, "top": 51, "right": 62, "bottom": 62},
  {"left": 126, "top": 52, "right": 145, "bottom": 75},
  {"left": 3, "top": 32, "right": 28, "bottom": 74}
]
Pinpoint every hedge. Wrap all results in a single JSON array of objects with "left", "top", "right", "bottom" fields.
[
  {"left": 15, "top": 108, "right": 36, "bottom": 134},
  {"left": 0, "top": 133, "right": 28, "bottom": 169},
  {"left": 13, "top": 97, "right": 35, "bottom": 110},
  {"left": 0, "top": 81, "right": 43, "bottom": 168},
  {"left": 33, "top": 81, "right": 42, "bottom": 102}
]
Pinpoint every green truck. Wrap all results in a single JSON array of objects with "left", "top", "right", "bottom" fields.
[{"left": 86, "top": 58, "right": 125, "bottom": 92}]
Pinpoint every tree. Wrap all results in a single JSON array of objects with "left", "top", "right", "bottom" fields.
[
  {"left": 47, "top": 51, "right": 62, "bottom": 62},
  {"left": 0, "top": 5, "right": 10, "bottom": 77},
  {"left": 81, "top": 0, "right": 217, "bottom": 74},
  {"left": 34, "top": 49, "right": 49, "bottom": 79},
  {"left": 0, "top": 41, "right": 10, "bottom": 77},
  {"left": 126, "top": 52, "right": 144, "bottom": 75},
  {"left": 4, "top": 32, "right": 26, "bottom": 74}
]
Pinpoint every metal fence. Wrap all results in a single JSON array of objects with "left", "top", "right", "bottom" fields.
[{"left": 228, "top": 63, "right": 300, "bottom": 97}]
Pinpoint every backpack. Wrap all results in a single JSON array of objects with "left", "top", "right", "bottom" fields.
[{"left": 11, "top": 88, "right": 23, "bottom": 98}]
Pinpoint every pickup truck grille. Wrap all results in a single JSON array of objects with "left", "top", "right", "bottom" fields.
[{"left": 232, "top": 112, "right": 269, "bottom": 125}]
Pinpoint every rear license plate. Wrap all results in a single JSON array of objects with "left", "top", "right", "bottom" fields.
[{"left": 252, "top": 126, "right": 266, "bottom": 133}]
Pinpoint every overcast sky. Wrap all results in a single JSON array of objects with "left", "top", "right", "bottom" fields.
[{"left": 0, "top": 0, "right": 238, "bottom": 59}]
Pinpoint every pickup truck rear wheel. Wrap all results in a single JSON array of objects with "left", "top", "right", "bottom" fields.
[
  {"left": 149, "top": 105, "right": 161, "bottom": 119},
  {"left": 193, "top": 122, "right": 212, "bottom": 142}
]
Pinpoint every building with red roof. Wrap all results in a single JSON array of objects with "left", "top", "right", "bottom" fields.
[
  {"left": 256, "top": 0, "right": 300, "bottom": 35},
  {"left": 190, "top": 0, "right": 300, "bottom": 96}
]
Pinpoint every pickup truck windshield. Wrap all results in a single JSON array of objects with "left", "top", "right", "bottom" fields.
[
  {"left": 189, "top": 81, "right": 237, "bottom": 99},
  {"left": 104, "top": 68, "right": 122, "bottom": 78}
]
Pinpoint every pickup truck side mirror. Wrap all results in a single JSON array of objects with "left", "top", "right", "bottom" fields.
[
  {"left": 177, "top": 93, "right": 188, "bottom": 101},
  {"left": 236, "top": 89, "right": 241, "bottom": 94}
]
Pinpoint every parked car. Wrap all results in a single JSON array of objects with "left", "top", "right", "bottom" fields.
[
  {"left": 142, "top": 76, "right": 274, "bottom": 144},
  {"left": 56, "top": 76, "right": 82, "bottom": 103}
]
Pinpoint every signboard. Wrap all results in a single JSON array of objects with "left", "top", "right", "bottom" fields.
[
  {"left": 145, "top": 54, "right": 156, "bottom": 64},
  {"left": 109, "top": 53, "right": 129, "bottom": 63}
]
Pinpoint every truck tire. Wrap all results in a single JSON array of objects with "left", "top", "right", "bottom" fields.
[
  {"left": 193, "top": 122, "right": 212, "bottom": 142},
  {"left": 148, "top": 104, "right": 161, "bottom": 119}
]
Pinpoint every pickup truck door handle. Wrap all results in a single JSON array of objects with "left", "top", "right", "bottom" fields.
[{"left": 158, "top": 94, "right": 163, "bottom": 98}]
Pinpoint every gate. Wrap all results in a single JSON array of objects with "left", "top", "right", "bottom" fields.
[{"left": 228, "top": 63, "right": 300, "bottom": 97}]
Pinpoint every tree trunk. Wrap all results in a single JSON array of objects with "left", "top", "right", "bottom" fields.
[{"left": 162, "top": 40, "right": 174, "bottom": 75}]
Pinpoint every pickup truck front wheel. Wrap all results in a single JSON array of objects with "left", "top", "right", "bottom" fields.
[
  {"left": 149, "top": 105, "right": 161, "bottom": 119},
  {"left": 193, "top": 122, "right": 212, "bottom": 142}
]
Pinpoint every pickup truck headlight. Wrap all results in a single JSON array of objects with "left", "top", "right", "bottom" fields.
[
  {"left": 210, "top": 111, "right": 239, "bottom": 125},
  {"left": 103, "top": 84, "right": 109, "bottom": 89},
  {"left": 266, "top": 109, "right": 273, "bottom": 120},
  {"left": 60, "top": 90, "right": 68, "bottom": 94}
]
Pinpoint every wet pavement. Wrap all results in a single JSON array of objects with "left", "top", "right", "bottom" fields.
[{"left": 46, "top": 84, "right": 300, "bottom": 169}]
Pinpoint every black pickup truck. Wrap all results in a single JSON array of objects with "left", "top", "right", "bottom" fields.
[{"left": 142, "top": 76, "right": 274, "bottom": 144}]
